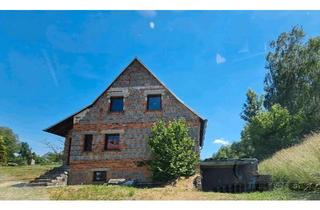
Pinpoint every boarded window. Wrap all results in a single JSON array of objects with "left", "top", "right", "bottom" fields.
[
  {"left": 83, "top": 134, "right": 93, "bottom": 151},
  {"left": 93, "top": 171, "right": 107, "bottom": 182},
  {"left": 105, "top": 134, "right": 120, "bottom": 150},
  {"left": 147, "top": 95, "right": 161, "bottom": 111},
  {"left": 110, "top": 97, "right": 124, "bottom": 112}
]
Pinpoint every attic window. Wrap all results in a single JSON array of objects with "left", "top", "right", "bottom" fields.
[
  {"left": 110, "top": 97, "right": 124, "bottom": 112},
  {"left": 147, "top": 95, "right": 162, "bottom": 111}
]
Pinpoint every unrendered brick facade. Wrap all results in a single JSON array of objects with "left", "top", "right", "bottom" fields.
[{"left": 45, "top": 58, "right": 207, "bottom": 185}]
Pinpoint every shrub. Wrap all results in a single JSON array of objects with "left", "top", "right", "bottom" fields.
[{"left": 148, "top": 119, "right": 199, "bottom": 182}]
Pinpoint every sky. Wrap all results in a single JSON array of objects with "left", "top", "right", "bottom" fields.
[{"left": 1, "top": 11, "right": 320, "bottom": 159}]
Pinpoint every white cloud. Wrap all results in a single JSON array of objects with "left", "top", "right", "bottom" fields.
[
  {"left": 216, "top": 53, "right": 226, "bottom": 64},
  {"left": 138, "top": 10, "right": 157, "bottom": 18},
  {"left": 149, "top": 21, "right": 155, "bottom": 29},
  {"left": 213, "top": 138, "right": 230, "bottom": 146}
]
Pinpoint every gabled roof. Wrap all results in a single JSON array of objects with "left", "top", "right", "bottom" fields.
[{"left": 44, "top": 58, "right": 207, "bottom": 146}]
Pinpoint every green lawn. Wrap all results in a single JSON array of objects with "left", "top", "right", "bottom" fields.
[
  {"left": 0, "top": 164, "right": 319, "bottom": 200},
  {"left": 0, "top": 164, "right": 58, "bottom": 182}
]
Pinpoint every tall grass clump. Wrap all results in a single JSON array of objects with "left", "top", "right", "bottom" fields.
[{"left": 259, "top": 133, "right": 320, "bottom": 185}]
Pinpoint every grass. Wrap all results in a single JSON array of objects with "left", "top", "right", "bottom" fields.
[
  {"left": 259, "top": 133, "right": 320, "bottom": 185},
  {"left": 0, "top": 164, "right": 59, "bottom": 182},
  {"left": 0, "top": 161, "right": 320, "bottom": 200},
  {"left": 47, "top": 185, "right": 320, "bottom": 200},
  {"left": 0, "top": 164, "right": 58, "bottom": 200}
]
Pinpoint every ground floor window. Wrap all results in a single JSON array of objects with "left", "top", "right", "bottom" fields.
[
  {"left": 93, "top": 171, "right": 107, "bottom": 182},
  {"left": 105, "top": 133, "right": 120, "bottom": 150}
]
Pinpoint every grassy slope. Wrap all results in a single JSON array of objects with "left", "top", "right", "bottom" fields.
[{"left": 259, "top": 133, "right": 320, "bottom": 184}]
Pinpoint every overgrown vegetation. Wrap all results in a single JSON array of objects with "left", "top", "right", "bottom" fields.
[
  {"left": 0, "top": 126, "right": 63, "bottom": 166},
  {"left": 259, "top": 133, "right": 320, "bottom": 187},
  {"left": 214, "top": 26, "right": 320, "bottom": 161},
  {"left": 148, "top": 119, "right": 199, "bottom": 182}
]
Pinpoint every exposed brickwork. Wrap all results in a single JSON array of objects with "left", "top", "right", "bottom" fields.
[
  {"left": 68, "top": 159, "right": 152, "bottom": 184},
  {"left": 63, "top": 60, "right": 203, "bottom": 184}
]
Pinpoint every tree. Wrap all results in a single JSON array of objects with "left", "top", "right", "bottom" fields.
[
  {"left": 0, "top": 127, "right": 19, "bottom": 162},
  {"left": 241, "top": 89, "right": 263, "bottom": 123},
  {"left": 213, "top": 141, "right": 250, "bottom": 160},
  {"left": 264, "top": 26, "right": 320, "bottom": 133},
  {"left": 42, "top": 140, "right": 63, "bottom": 163},
  {"left": 43, "top": 152, "right": 63, "bottom": 163},
  {"left": 19, "top": 142, "right": 33, "bottom": 165},
  {"left": 148, "top": 119, "right": 199, "bottom": 182},
  {"left": 242, "top": 104, "right": 303, "bottom": 160},
  {"left": 212, "top": 26, "right": 320, "bottom": 160},
  {"left": 264, "top": 26, "right": 305, "bottom": 111},
  {"left": 0, "top": 136, "right": 7, "bottom": 164}
]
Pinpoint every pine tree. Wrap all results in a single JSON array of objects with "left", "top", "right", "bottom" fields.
[{"left": 240, "top": 89, "right": 263, "bottom": 123}]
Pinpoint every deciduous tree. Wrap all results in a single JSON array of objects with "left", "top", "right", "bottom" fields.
[{"left": 148, "top": 119, "right": 199, "bottom": 182}]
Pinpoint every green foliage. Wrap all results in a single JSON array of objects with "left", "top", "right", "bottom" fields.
[
  {"left": 0, "top": 127, "right": 20, "bottom": 162},
  {"left": 264, "top": 25, "right": 320, "bottom": 133},
  {"left": 148, "top": 119, "right": 199, "bottom": 182},
  {"left": 213, "top": 142, "right": 248, "bottom": 160},
  {"left": 0, "top": 136, "right": 7, "bottom": 164},
  {"left": 19, "top": 142, "right": 33, "bottom": 165},
  {"left": 241, "top": 89, "right": 263, "bottom": 123},
  {"left": 242, "top": 104, "right": 304, "bottom": 160},
  {"left": 214, "top": 26, "right": 320, "bottom": 161},
  {"left": 43, "top": 152, "right": 63, "bottom": 164}
]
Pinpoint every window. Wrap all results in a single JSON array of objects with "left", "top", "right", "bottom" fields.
[
  {"left": 147, "top": 95, "right": 162, "bottom": 111},
  {"left": 83, "top": 134, "right": 93, "bottom": 151},
  {"left": 105, "top": 134, "right": 120, "bottom": 150},
  {"left": 110, "top": 97, "right": 124, "bottom": 112},
  {"left": 93, "top": 171, "right": 107, "bottom": 182}
]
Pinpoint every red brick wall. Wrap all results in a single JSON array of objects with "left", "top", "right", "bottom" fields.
[{"left": 66, "top": 60, "right": 203, "bottom": 184}]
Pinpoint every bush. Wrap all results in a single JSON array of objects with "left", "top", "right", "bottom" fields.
[{"left": 148, "top": 119, "right": 199, "bottom": 182}]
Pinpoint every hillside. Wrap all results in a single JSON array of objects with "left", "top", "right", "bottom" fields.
[{"left": 259, "top": 133, "right": 320, "bottom": 186}]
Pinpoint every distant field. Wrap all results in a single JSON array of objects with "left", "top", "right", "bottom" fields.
[
  {"left": 259, "top": 133, "right": 320, "bottom": 186},
  {"left": 0, "top": 163, "right": 319, "bottom": 200}
]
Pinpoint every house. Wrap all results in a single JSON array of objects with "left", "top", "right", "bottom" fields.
[{"left": 44, "top": 58, "right": 207, "bottom": 185}]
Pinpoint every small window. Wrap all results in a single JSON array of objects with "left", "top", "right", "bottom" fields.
[
  {"left": 147, "top": 95, "right": 162, "bottom": 111},
  {"left": 93, "top": 171, "right": 107, "bottom": 182},
  {"left": 105, "top": 134, "right": 120, "bottom": 150},
  {"left": 83, "top": 134, "right": 93, "bottom": 152},
  {"left": 110, "top": 97, "right": 124, "bottom": 112}
]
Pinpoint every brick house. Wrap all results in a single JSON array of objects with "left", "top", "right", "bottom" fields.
[{"left": 44, "top": 58, "right": 207, "bottom": 185}]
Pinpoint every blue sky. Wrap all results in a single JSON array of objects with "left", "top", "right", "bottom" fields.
[{"left": 1, "top": 11, "right": 320, "bottom": 159}]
